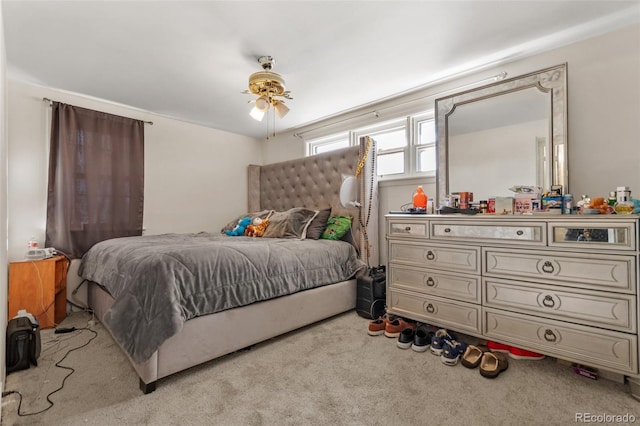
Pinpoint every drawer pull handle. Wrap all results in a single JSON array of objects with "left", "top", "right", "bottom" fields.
[
  {"left": 404, "top": 226, "right": 411, "bottom": 232},
  {"left": 516, "top": 230, "right": 524, "bottom": 236},
  {"left": 426, "top": 303, "right": 435, "bottom": 313},
  {"left": 444, "top": 228, "right": 451, "bottom": 233},
  {"left": 542, "top": 261, "right": 555, "bottom": 274},
  {"left": 542, "top": 295, "right": 555, "bottom": 308},
  {"left": 426, "top": 277, "right": 435, "bottom": 287},
  {"left": 426, "top": 250, "right": 435, "bottom": 261},
  {"left": 544, "top": 329, "right": 557, "bottom": 342}
]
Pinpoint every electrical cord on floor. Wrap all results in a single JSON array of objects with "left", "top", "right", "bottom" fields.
[{"left": 2, "top": 326, "right": 98, "bottom": 417}]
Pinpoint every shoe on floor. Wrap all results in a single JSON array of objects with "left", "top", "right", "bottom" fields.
[
  {"left": 397, "top": 327, "right": 416, "bottom": 349},
  {"left": 486, "top": 340, "right": 511, "bottom": 353},
  {"left": 441, "top": 340, "right": 468, "bottom": 366},
  {"left": 430, "top": 329, "right": 456, "bottom": 356},
  {"left": 461, "top": 344, "right": 489, "bottom": 369},
  {"left": 479, "top": 351, "right": 509, "bottom": 378},
  {"left": 367, "top": 314, "right": 396, "bottom": 336},
  {"left": 384, "top": 318, "right": 417, "bottom": 338},
  {"left": 508, "top": 346, "right": 545, "bottom": 360},
  {"left": 411, "top": 326, "right": 434, "bottom": 353}
]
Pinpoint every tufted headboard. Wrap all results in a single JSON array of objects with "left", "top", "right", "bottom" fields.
[{"left": 247, "top": 145, "right": 364, "bottom": 252}]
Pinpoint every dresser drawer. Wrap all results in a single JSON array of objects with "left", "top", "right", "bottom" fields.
[
  {"left": 483, "top": 247, "right": 636, "bottom": 293},
  {"left": 387, "top": 219, "right": 428, "bottom": 238},
  {"left": 483, "top": 277, "right": 636, "bottom": 332},
  {"left": 388, "top": 288, "right": 481, "bottom": 335},
  {"left": 484, "top": 308, "right": 638, "bottom": 374},
  {"left": 389, "top": 241, "right": 480, "bottom": 274},
  {"left": 389, "top": 265, "right": 480, "bottom": 303},
  {"left": 548, "top": 220, "right": 637, "bottom": 251},
  {"left": 430, "top": 220, "right": 546, "bottom": 246}
]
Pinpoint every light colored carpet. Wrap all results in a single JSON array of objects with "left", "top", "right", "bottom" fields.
[{"left": 2, "top": 310, "right": 640, "bottom": 426}]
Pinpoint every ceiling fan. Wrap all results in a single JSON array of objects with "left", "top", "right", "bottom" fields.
[{"left": 243, "top": 56, "right": 292, "bottom": 122}]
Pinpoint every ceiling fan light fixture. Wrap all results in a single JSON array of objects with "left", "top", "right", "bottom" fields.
[
  {"left": 250, "top": 105, "right": 266, "bottom": 121},
  {"left": 273, "top": 100, "right": 289, "bottom": 118},
  {"left": 244, "top": 56, "right": 293, "bottom": 133},
  {"left": 254, "top": 96, "right": 270, "bottom": 112}
]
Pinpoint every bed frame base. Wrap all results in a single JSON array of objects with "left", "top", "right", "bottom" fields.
[
  {"left": 90, "top": 279, "right": 357, "bottom": 393},
  {"left": 140, "top": 379, "right": 157, "bottom": 394}
]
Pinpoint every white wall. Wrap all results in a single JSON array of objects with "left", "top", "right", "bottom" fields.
[
  {"left": 267, "top": 23, "right": 640, "bottom": 266},
  {"left": 6, "top": 80, "right": 263, "bottom": 306}
]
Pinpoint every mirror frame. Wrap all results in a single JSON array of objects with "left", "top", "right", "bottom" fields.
[{"left": 435, "top": 63, "right": 568, "bottom": 207}]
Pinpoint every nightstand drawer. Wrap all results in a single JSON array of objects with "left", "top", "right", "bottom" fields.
[
  {"left": 389, "top": 241, "right": 480, "bottom": 274},
  {"left": 430, "top": 220, "right": 546, "bottom": 246},
  {"left": 388, "top": 288, "right": 481, "bottom": 335},
  {"left": 389, "top": 264, "right": 480, "bottom": 303},
  {"left": 484, "top": 308, "right": 638, "bottom": 374},
  {"left": 483, "top": 277, "right": 636, "bottom": 332},
  {"left": 483, "top": 247, "right": 636, "bottom": 293}
]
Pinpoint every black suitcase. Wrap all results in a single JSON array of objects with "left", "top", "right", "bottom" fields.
[
  {"left": 6, "top": 316, "right": 41, "bottom": 374},
  {"left": 356, "top": 265, "right": 386, "bottom": 319}
]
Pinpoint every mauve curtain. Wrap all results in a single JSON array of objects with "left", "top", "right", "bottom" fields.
[{"left": 45, "top": 102, "right": 144, "bottom": 258}]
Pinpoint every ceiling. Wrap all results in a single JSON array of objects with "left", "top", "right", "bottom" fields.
[{"left": 3, "top": 1, "right": 639, "bottom": 139}]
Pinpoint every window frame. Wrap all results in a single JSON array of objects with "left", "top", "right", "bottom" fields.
[{"left": 305, "top": 110, "right": 436, "bottom": 181}]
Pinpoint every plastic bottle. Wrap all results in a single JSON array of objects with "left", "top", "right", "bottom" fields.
[
  {"left": 412, "top": 186, "right": 427, "bottom": 210},
  {"left": 28, "top": 236, "right": 38, "bottom": 249}
]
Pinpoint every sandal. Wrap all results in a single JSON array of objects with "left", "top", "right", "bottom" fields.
[
  {"left": 479, "top": 351, "right": 509, "bottom": 378},
  {"left": 461, "top": 344, "right": 488, "bottom": 369}
]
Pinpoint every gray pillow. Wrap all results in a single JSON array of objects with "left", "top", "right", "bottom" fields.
[
  {"left": 305, "top": 207, "right": 332, "bottom": 240},
  {"left": 262, "top": 207, "right": 319, "bottom": 239}
]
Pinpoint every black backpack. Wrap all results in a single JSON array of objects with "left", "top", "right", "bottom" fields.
[
  {"left": 356, "top": 265, "right": 387, "bottom": 320},
  {"left": 6, "top": 316, "right": 41, "bottom": 374}
]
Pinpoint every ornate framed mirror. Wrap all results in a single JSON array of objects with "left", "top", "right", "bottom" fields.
[{"left": 435, "top": 63, "right": 568, "bottom": 206}]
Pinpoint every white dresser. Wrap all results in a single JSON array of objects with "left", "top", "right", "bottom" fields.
[{"left": 386, "top": 213, "right": 640, "bottom": 397}]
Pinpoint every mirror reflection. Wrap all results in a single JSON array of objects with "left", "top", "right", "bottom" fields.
[
  {"left": 448, "top": 88, "right": 550, "bottom": 201},
  {"left": 436, "top": 64, "right": 567, "bottom": 206}
]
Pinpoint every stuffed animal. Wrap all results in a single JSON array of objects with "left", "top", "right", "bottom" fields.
[
  {"left": 225, "top": 216, "right": 251, "bottom": 236},
  {"left": 245, "top": 217, "right": 270, "bottom": 237},
  {"left": 588, "top": 197, "right": 610, "bottom": 214}
]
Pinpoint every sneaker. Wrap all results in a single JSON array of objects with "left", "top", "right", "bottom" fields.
[
  {"left": 384, "top": 318, "right": 417, "bottom": 338},
  {"left": 397, "top": 328, "right": 416, "bottom": 349},
  {"left": 486, "top": 340, "right": 511, "bottom": 353},
  {"left": 508, "top": 347, "right": 545, "bottom": 360},
  {"left": 441, "top": 340, "right": 468, "bottom": 366},
  {"left": 367, "top": 314, "right": 396, "bottom": 336},
  {"left": 411, "top": 326, "right": 434, "bottom": 353},
  {"left": 430, "top": 329, "right": 456, "bottom": 356}
]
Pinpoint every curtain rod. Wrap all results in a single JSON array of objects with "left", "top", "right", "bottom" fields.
[
  {"left": 292, "top": 71, "right": 507, "bottom": 138},
  {"left": 42, "top": 97, "right": 154, "bottom": 125}
]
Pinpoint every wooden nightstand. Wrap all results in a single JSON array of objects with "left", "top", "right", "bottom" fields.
[{"left": 8, "top": 255, "right": 68, "bottom": 329}]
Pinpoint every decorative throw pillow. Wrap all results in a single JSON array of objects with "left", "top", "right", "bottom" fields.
[
  {"left": 262, "top": 207, "right": 319, "bottom": 239},
  {"left": 220, "top": 210, "right": 273, "bottom": 233},
  {"left": 320, "top": 216, "right": 353, "bottom": 240},
  {"left": 304, "top": 207, "right": 332, "bottom": 240}
]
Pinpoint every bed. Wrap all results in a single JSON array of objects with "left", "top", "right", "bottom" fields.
[{"left": 80, "top": 145, "right": 372, "bottom": 393}]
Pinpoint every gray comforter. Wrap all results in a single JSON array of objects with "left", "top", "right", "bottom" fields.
[{"left": 78, "top": 232, "right": 366, "bottom": 363}]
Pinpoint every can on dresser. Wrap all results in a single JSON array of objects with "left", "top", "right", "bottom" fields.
[
  {"left": 459, "top": 192, "right": 470, "bottom": 209},
  {"left": 487, "top": 198, "right": 496, "bottom": 213}
]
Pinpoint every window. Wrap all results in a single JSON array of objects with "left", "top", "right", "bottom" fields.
[
  {"left": 305, "top": 111, "right": 436, "bottom": 180},
  {"left": 306, "top": 133, "right": 350, "bottom": 156}
]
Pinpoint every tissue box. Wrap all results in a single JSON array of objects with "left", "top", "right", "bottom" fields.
[
  {"left": 514, "top": 197, "right": 533, "bottom": 214},
  {"left": 494, "top": 197, "right": 513, "bottom": 215}
]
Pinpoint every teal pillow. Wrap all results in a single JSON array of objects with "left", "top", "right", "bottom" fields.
[{"left": 320, "top": 216, "right": 352, "bottom": 240}]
